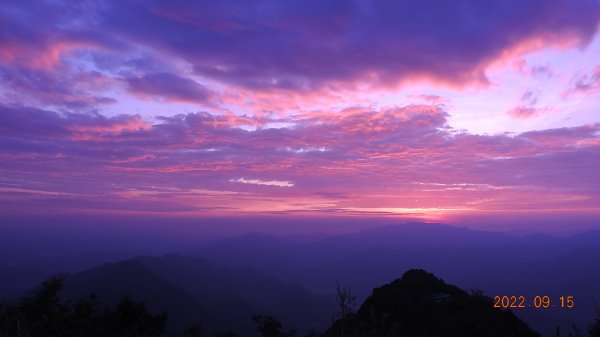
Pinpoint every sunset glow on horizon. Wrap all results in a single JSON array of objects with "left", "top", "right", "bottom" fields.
[{"left": 1, "top": 0, "right": 600, "bottom": 231}]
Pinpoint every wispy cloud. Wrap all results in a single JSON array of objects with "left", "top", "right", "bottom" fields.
[{"left": 231, "top": 178, "right": 294, "bottom": 188}]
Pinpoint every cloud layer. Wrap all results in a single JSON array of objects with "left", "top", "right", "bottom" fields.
[
  {"left": 1, "top": 0, "right": 600, "bottom": 224},
  {"left": 1, "top": 0, "right": 599, "bottom": 108},
  {"left": 1, "top": 103, "right": 598, "bottom": 218}
]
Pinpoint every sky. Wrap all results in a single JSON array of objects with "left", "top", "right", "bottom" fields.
[{"left": 1, "top": 0, "right": 600, "bottom": 232}]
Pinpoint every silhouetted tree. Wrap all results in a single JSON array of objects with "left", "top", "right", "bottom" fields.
[
  {"left": 470, "top": 288, "right": 485, "bottom": 297},
  {"left": 333, "top": 283, "right": 356, "bottom": 337},
  {"left": 303, "top": 329, "right": 319, "bottom": 337},
  {"left": 0, "top": 278, "right": 167, "bottom": 337},
  {"left": 252, "top": 314, "right": 296, "bottom": 337},
  {"left": 0, "top": 278, "right": 69, "bottom": 337},
  {"left": 213, "top": 330, "right": 237, "bottom": 337},
  {"left": 567, "top": 324, "right": 583, "bottom": 337},
  {"left": 102, "top": 296, "right": 167, "bottom": 337},
  {"left": 334, "top": 283, "right": 356, "bottom": 321},
  {"left": 183, "top": 324, "right": 204, "bottom": 337},
  {"left": 590, "top": 302, "right": 600, "bottom": 337}
]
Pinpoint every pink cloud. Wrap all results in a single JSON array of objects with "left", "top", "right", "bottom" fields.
[
  {"left": 506, "top": 89, "right": 552, "bottom": 119},
  {"left": 565, "top": 66, "right": 600, "bottom": 96},
  {"left": 124, "top": 72, "right": 214, "bottom": 105},
  {"left": 3, "top": 0, "right": 597, "bottom": 98},
  {"left": 1, "top": 104, "right": 598, "bottom": 219},
  {"left": 507, "top": 106, "right": 539, "bottom": 119}
]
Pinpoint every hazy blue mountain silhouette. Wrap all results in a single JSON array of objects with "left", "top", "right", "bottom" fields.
[
  {"left": 131, "top": 254, "right": 336, "bottom": 334},
  {"left": 198, "top": 223, "right": 521, "bottom": 286},
  {"left": 2, "top": 222, "right": 600, "bottom": 336},
  {"left": 0, "top": 250, "right": 150, "bottom": 300},
  {"left": 58, "top": 259, "right": 205, "bottom": 333},
  {"left": 56, "top": 254, "right": 335, "bottom": 335},
  {"left": 324, "top": 269, "right": 540, "bottom": 337}
]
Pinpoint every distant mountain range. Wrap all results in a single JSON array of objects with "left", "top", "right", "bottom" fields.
[
  {"left": 55, "top": 254, "right": 336, "bottom": 335},
  {"left": 1, "top": 265, "right": 546, "bottom": 337},
  {"left": 196, "top": 223, "right": 600, "bottom": 336},
  {"left": 2, "top": 222, "right": 600, "bottom": 336}
]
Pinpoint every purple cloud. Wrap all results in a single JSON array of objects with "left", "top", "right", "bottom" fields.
[
  {"left": 112, "top": 0, "right": 599, "bottom": 89},
  {"left": 0, "top": 65, "right": 115, "bottom": 110},
  {"left": 2, "top": 0, "right": 599, "bottom": 93},
  {"left": 507, "top": 89, "right": 546, "bottom": 119},
  {"left": 1, "top": 104, "right": 599, "bottom": 216},
  {"left": 124, "top": 72, "right": 213, "bottom": 104},
  {"left": 567, "top": 66, "right": 600, "bottom": 95}
]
